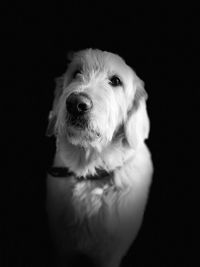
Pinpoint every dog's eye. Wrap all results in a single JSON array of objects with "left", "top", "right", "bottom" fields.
[
  {"left": 109, "top": 75, "right": 122, "bottom": 87},
  {"left": 72, "top": 69, "right": 82, "bottom": 79}
]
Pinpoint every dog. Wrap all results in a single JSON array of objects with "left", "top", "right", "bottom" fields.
[{"left": 46, "top": 49, "right": 153, "bottom": 267}]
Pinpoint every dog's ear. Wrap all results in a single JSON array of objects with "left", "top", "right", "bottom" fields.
[
  {"left": 46, "top": 76, "right": 64, "bottom": 137},
  {"left": 124, "top": 79, "right": 150, "bottom": 149},
  {"left": 46, "top": 111, "right": 57, "bottom": 137}
]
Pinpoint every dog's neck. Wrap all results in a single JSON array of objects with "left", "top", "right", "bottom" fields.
[{"left": 53, "top": 136, "right": 135, "bottom": 178}]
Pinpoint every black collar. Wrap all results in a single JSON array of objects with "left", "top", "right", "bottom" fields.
[{"left": 48, "top": 166, "right": 113, "bottom": 181}]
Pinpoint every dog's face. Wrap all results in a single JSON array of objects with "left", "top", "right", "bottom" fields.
[{"left": 47, "top": 49, "right": 149, "bottom": 151}]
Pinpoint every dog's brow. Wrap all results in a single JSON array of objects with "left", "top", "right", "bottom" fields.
[{"left": 108, "top": 70, "right": 124, "bottom": 82}]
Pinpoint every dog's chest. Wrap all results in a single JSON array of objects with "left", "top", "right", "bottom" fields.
[{"left": 72, "top": 179, "right": 118, "bottom": 221}]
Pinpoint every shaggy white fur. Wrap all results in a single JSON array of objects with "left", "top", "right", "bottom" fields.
[{"left": 46, "top": 49, "right": 153, "bottom": 267}]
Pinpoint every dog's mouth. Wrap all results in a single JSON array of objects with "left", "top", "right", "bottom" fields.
[
  {"left": 67, "top": 114, "right": 89, "bottom": 129},
  {"left": 65, "top": 114, "right": 102, "bottom": 144}
]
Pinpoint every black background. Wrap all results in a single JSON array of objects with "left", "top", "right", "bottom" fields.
[{"left": 2, "top": 3, "right": 197, "bottom": 267}]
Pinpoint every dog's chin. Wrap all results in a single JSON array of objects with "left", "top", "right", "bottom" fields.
[{"left": 66, "top": 124, "right": 102, "bottom": 149}]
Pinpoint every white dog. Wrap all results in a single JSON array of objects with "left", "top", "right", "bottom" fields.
[{"left": 46, "top": 49, "right": 153, "bottom": 267}]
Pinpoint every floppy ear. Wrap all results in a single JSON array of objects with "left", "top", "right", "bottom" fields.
[
  {"left": 124, "top": 80, "right": 150, "bottom": 149},
  {"left": 46, "top": 76, "right": 64, "bottom": 137},
  {"left": 46, "top": 111, "right": 57, "bottom": 137}
]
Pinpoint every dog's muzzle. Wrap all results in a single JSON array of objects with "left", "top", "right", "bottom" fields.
[{"left": 66, "top": 93, "right": 93, "bottom": 128}]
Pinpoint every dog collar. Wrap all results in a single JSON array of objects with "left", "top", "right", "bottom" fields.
[{"left": 48, "top": 166, "right": 113, "bottom": 181}]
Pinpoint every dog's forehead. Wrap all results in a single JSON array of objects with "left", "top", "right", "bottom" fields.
[
  {"left": 70, "top": 49, "right": 132, "bottom": 77},
  {"left": 106, "top": 54, "right": 131, "bottom": 76}
]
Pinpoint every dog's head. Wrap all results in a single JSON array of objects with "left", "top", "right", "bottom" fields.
[{"left": 46, "top": 49, "right": 150, "bottom": 151}]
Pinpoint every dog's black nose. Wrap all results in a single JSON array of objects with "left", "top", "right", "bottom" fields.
[{"left": 66, "top": 93, "right": 93, "bottom": 116}]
